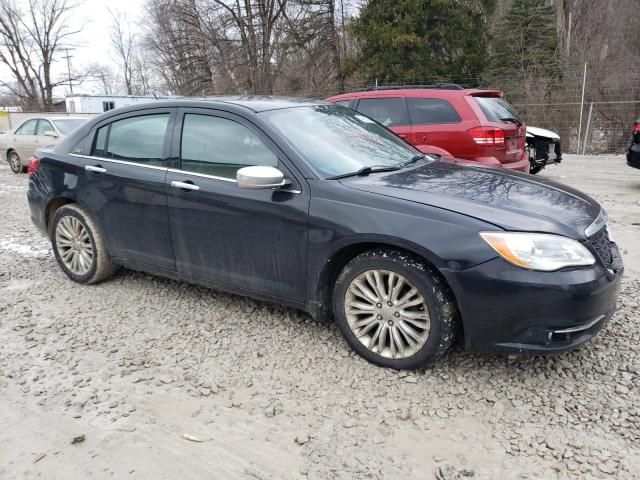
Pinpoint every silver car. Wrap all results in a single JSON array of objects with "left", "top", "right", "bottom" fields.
[{"left": 1, "top": 117, "right": 87, "bottom": 174}]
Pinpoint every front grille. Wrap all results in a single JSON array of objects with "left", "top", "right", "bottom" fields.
[{"left": 587, "top": 226, "right": 615, "bottom": 269}]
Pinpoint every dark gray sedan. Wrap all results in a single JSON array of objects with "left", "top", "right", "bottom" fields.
[{"left": 27, "top": 98, "right": 622, "bottom": 369}]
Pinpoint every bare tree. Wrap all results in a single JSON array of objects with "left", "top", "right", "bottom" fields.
[
  {"left": 87, "top": 64, "right": 117, "bottom": 95},
  {"left": 0, "top": 0, "right": 82, "bottom": 111},
  {"left": 109, "top": 9, "right": 136, "bottom": 95},
  {"left": 199, "top": 0, "right": 289, "bottom": 94},
  {"left": 144, "top": 0, "right": 215, "bottom": 95}
]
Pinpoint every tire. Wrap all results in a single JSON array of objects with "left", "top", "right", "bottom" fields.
[
  {"left": 529, "top": 164, "right": 543, "bottom": 175},
  {"left": 8, "top": 150, "right": 24, "bottom": 174},
  {"left": 333, "top": 249, "right": 458, "bottom": 369},
  {"left": 50, "top": 204, "right": 118, "bottom": 284}
]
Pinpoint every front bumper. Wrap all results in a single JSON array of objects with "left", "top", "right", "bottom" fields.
[{"left": 442, "top": 256, "right": 623, "bottom": 354}]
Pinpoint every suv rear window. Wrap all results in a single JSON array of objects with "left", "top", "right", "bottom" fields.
[
  {"left": 473, "top": 96, "right": 522, "bottom": 124},
  {"left": 356, "top": 98, "right": 410, "bottom": 127},
  {"left": 407, "top": 98, "right": 461, "bottom": 124}
]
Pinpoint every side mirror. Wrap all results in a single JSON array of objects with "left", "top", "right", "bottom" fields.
[
  {"left": 236, "top": 166, "right": 290, "bottom": 189},
  {"left": 43, "top": 130, "right": 58, "bottom": 138}
]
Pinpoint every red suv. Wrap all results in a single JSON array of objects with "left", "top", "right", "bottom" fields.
[{"left": 326, "top": 85, "right": 529, "bottom": 172}]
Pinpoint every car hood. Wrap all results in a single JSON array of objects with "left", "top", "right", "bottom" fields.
[
  {"left": 526, "top": 126, "right": 560, "bottom": 140},
  {"left": 339, "top": 161, "right": 601, "bottom": 239}
]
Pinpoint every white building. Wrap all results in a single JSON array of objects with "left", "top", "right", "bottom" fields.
[{"left": 65, "top": 95, "right": 173, "bottom": 114}]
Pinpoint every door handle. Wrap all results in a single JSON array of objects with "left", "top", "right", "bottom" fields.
[
  {"left": 171, "top": 180, "right": 200, "bottom": 191},
  {"left": 85, "top": 165, "right": 106, "bottom": 173}
]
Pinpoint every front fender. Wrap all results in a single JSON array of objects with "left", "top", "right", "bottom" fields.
[{"left": 304, "top": 180, "right": 500, "bottom": 320}]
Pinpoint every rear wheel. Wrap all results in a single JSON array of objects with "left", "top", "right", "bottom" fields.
[
  {"left": 8, "top": 151, "right": 24, "bottom": 174},
  {"left": 50, "top": 204, "right": 117, "bottom": 284},
  {"left": 333, "top": 249, "right": 458, "bottom": 369}
]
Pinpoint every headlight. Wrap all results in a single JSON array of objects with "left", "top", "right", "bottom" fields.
[{"left": 480, "top": 232, "right": 595, "bottom": 271}]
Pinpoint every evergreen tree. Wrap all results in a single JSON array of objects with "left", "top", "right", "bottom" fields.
[
  {"left": 490, "top": 0, "right": 560, "bottom": 99},
  {"left": 347, "top": 0, "right": 496, "bottom": 86}
]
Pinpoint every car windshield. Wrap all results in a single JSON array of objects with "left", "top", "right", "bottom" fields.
[
  {"left": 473, "top": 96, "right": 523, "bottom": 124},
  {"left": 52, "top": 119, "right": 86, "bottom": 135},
  {"left": 260, "top": 105, "right": 421, "bottom": 178}
]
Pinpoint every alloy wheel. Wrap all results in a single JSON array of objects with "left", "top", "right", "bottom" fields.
[
  {"left": 9, "top": 152, "right": 21, "bottom": 173},
  {"left": 55, "top": 216, "right": 94, "bottom": 276},
  {"left": 344, "top": 269, "right": 430, "bottom": 359}
]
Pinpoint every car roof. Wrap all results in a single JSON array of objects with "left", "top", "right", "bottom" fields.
[
  {"left": 328, "top": 88, "right": 502, "bottom": 101},
  {"left": 22, "top": 117, "right": 87, "bottom": 122},
  {"left": 120, "top": 96, "right": 328, "bottom": 113},
  {"left": 204, "top": 96, "right": 328, "bottom": 112}
]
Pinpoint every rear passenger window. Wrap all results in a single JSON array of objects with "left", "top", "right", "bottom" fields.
[
  {"left": 93, "top": 125, "right": 107, "bottom": 157},
  {"left": 356, "top": 98, "right": 410, "bottom": 127},
  {"left": 180, "top": 114, "right": 278, "bottom": 179},
  {"left": 407, "top": 98, "right": 461, "bottom": 124},
  {"left": 92, "top": 114, "right": 169, "bottom": 166}
]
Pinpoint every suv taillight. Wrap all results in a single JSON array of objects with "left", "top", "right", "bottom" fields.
[
  {"left": 633, "top": 123, "right": 640, "bottom": 133},
  {"left": 468, "top": 127, "right": 505, "bottom": 147},
  {"left": 27, "top": 156, "right": 40, "bottom": 176}
]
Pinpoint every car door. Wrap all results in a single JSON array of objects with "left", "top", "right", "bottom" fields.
[
  {"left": 165, "top": 108, "right": 309, "bottom": 302},
  {"left": 12, "top": 119, "right": 39, "bottom": 159},
  {"left": 354, "top": 97, "right": 413, "bottom": 141},
  {"left": 406, "top": 98, "right": 465, "bottom": 154},
  {"left": 72, "top": 108, "right": 177, "bottom": 271}
]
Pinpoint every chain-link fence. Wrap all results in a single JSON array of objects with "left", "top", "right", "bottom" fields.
[{"left": 4, "top": 62, "right": 636, "bottom": 154}]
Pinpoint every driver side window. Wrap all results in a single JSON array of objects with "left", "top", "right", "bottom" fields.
[{"left": 180, "top": 114, "right": 278, "bottom": 179}]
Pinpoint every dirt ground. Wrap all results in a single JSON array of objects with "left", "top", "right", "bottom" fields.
[{"left": 0, "top": 155, "right": 638, "bottom": 480}]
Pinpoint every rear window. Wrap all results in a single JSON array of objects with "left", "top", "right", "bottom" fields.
[
  {"left": 334, "top": 100, "right": 352, "bottom": 108},
  {"left": 91, "top": 114, "right": 170, "bottom": 166},
  {"left": 407, "top": 98, "right": 461, "bottom": 124},
  {"left": 473, "top": 96, "right": 523, "bottom": 124},
  {"left": 356, "top": 98, "right": 410, "bottom": 127},
  {"left": 53, "top": 119, "right": 86, "bottom": 135}
]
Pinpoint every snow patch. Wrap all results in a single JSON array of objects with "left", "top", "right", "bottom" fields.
[
  {"left": 0, "top": 236, "right": 50, "bottom": 258},
  {"left": 0, "top": 184, "right": 27, "bottom": 193}
]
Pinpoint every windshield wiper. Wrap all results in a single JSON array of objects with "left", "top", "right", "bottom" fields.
[
  {"left": 401, "top": 154, "right": 425, "bottom": 167},
  {"left": 500, "top": 117, "right": 522, "bottom": 126},
  {"left": 327, "top": 165, "right": 401, "bottom": 180}
]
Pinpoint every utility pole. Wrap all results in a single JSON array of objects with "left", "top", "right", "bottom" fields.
[{"left": 63, "top": 48, "right": 74, "bottom": 95}]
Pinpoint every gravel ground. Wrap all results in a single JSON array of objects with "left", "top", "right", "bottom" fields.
[{"left": 0, "top": 155, "right": 638, "bottom": 480}]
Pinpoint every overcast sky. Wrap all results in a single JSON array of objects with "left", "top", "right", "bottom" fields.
[{"left": 58, "top": 0, "right": 145, "bottom": 95}]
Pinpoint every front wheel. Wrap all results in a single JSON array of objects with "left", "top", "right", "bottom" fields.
[
  {"left": 333, "top": 249, "right": 458, "bottom": 369},
  {"left": 529, "top": 164, "right": 543, "bottom": 174},
  {"left": 8, "top": 151, "right": 24, "bottom": 174}
]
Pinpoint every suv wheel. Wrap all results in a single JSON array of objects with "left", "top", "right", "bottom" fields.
[
  {"left": 333, "top": 249, "right": 458, "bottom": 369},
  {"left": 8, "top": 151, "right": 24, "bottom": 174},
  {"left": 50, "top": 204, "right": 117, "bottom": 284}
]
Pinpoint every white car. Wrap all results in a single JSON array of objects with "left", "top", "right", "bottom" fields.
[
  {"left": 526, "top": 125, "right": 562, "bottom": 174},
  {"left": 1, "top": 117, "right": 87, "bottom": 174}
]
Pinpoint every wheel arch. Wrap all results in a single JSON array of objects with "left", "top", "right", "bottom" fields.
[
  {"left": 44, "top": 196, "right": 76, "bottom": 235},
  {"left": 309, "top": 238, "right": 462, "bottom": 334}
]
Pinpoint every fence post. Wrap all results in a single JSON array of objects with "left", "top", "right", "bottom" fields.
[
  {"left": 576, "top": 62, "right": 587, "bottom": 154},
  {"left": 582, "top": 103, "right": 593, "bottom": 155}
]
